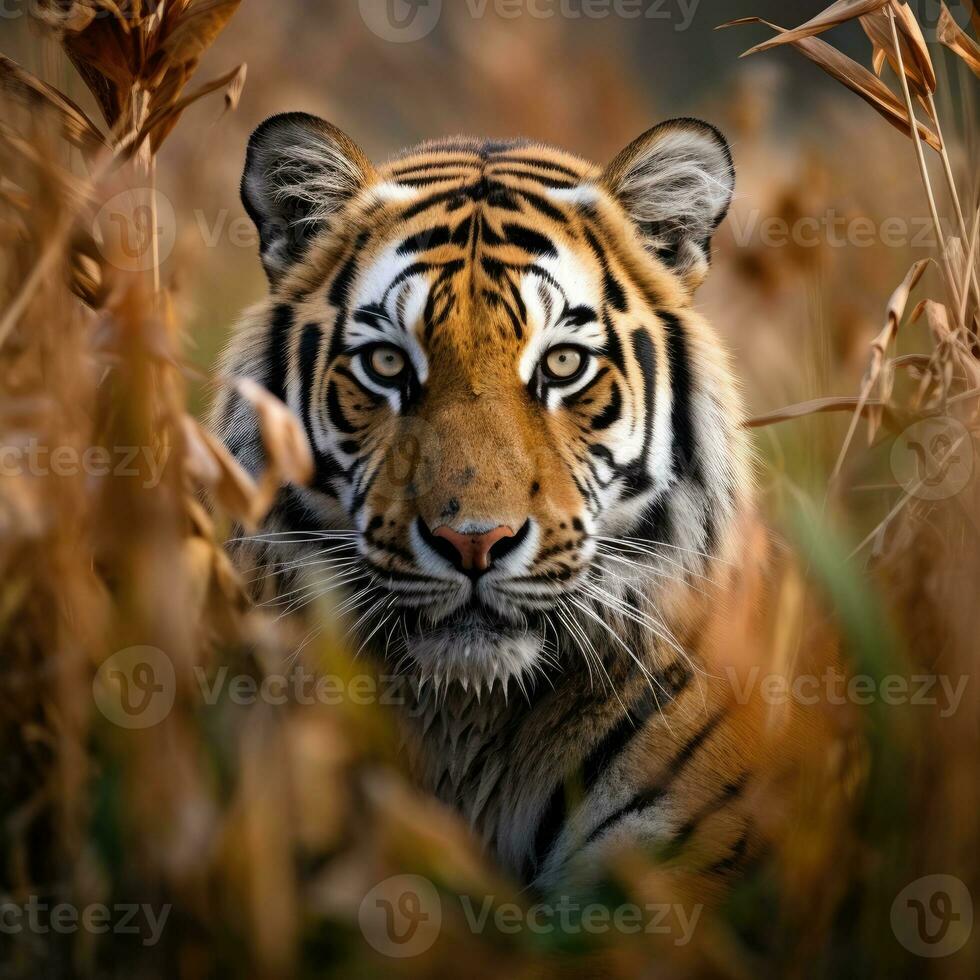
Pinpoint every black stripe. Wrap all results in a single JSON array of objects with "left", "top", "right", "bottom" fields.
[
  {"left": 503, "top": 223, "right": 558, "bottom": 257},
  {"left": 326, "top": 380, "right": 358, "bottom": 435},
  {"left": 333, "top": 364, "right": 383, "bottom": 404},
  {"left": 397, "top": 225, "right": 452, "bottom": 255},
  {"left": 400, "top": 185, "right": 476, "bottom": 221},
  {"left": 660, "top": 311, "right": 698, "bottom": 482},
  {"left": 667, "top": 773, "right": 748, "bottom": 857},
  {"left": 591, "top": 381, "right": 622, "bottom": 431},
  {"left": 389, "top": 157, "right": 481, "bottom": 176},
  {"left": 263, "top": 304, "right": 294, "bottom": 402},
  {"left": 362, "top": 560, "right": 452, "bottom": 584},
  {"left": 565, "top": 365, "right": 610, "bottom": 408},
  {"left": 635, "top": 496, "right": 672, "bottom": 544},
  {"left": 396, "top": 174, "right": 473, "bottom": 188},
  {"left": 506, "top": 278, "right": 527, "bottom": 340},
  {"left": 619, "top": 327, "right": 656, "bottom": 498},
  {"left": 384, "top": 258, "right": 464, "bottom": 298},
  {"left": 584, "top": 226, "right": 627, "bottom": 313},
  {"left": 493, "top": 168, "right": 577, "bottom": 189},
  {"left": 585, "top": 711, "right": 724, "bottom": 844},
  {"left": 298, "top": 322, "right": 321, "bottom": 426},
  {"left": 492, "top": 155, "right": 582, "bottom": 179},
  {"left": 706, "top": 828, "right": 750, "bottom": 876},
  {"left": 276, "top": 486, "right": 326, "bottom": 534},
  {"left": 484, "top": 289, "right": 523, "bottom": 340},
  {"left": 525, "top": 783, "right": 568, "bottom": 881},
  {"left": 601, "top": 311, "right": 626, "bottom": 373},
  {"left": 528, "top": 673, "right": 686, "bottom": 880},
  {"left": 297, "top": 322, "right": 340, "bottom": 498},
  {"left": 582, "top": 684, "right": 663, "bottom": 791},
  {"left": 510, "top": 187, "right": 568, "bottom": 223},
  {"left": 328, "top": 231, "right": 369, "bottom": 309}
]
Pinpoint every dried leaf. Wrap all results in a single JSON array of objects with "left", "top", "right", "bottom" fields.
[
  {"left": 140, "top": 62, "right": 246, "bottom": 153},
  {"left": 889, "top": 1, "right": 936, "bottom": 92},
  {"left": 234, "top": 378, "right": 314, "bottom": 489},
  {"left": 871, "top": 41, "right": 888, "bottom": 75},
  {"left": 35, "top": 0, "right": 131, "bottom": 32},
  {"left": 912, "top": 298, "right": 952, "bottom": 340},
  {"left": 182, "top": 414, "right": 260, "bottom": 530},
  {"left": 937, "top": 2, "right": 980, "bottom": 78},
  {"left": 161, "top": 0, "right": 243, "bottom": 67},
  {"left": 883, "top": 258, "right": 932, "bottom": 337},
  {"left": 0, "top": 54, "right": 106, "bottom": 154},
  {"left": 0, "top": 177, "right": 30, "bottom": 212},
  {"left": 232, "top": 378, "right": 314, "bottom": 525},
  {"left": 860, "top": 7, "right": 936, "bottom": 95},
  {"left": 745, "top": 395, "right": 887, "bottom": 428},
  {"left": 734, "top": 0, "right": 890, "bottom": 57},
  {"left": 720, "top": 17, "right": 942, "bottom": 150},
  {"left": 912, "top": 299, "right": 980, "bottom": 385}
]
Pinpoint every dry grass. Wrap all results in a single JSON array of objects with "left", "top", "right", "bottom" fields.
[{"left": 0, "top": 1, "right": 978, "bottom": 977}]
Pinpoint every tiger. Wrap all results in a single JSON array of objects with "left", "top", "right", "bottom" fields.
[{"left": 213, "top": 112, "right": 830, "bottom": 898}]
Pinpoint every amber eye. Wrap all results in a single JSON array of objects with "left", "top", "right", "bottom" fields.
[
  {"left": 542, "top": 345, "right": 587, "bottom": 383},
  {"left": 366, "top": 344, "right": 407, "bottom": 383}
]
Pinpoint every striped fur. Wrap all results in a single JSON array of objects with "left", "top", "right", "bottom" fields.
[{"left": 213, "top": 115, "right": 803, "bottom": 893}]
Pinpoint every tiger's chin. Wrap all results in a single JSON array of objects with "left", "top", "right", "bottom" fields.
[{"left": 397, "top": 607, "right": 547, "bottom": 697}]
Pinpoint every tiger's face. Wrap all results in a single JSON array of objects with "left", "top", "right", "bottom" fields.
[{"left": 223, "top": 115, "right": 749, "bottom": 691}]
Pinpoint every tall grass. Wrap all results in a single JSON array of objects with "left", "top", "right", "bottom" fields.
[{"left": 0, "top": 1, "right": 978, "bottom": 977}]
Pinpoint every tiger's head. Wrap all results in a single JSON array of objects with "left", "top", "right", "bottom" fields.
[{"left": 219, "top": 113, "right": 751, "bottom": 692}]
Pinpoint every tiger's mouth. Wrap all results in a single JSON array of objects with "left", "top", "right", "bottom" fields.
[{"left": 379, "top": 605, "right": 550, "bottom": 694}]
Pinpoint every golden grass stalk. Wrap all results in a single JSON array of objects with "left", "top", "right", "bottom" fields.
[{"left": 719, "top": 16, "right": 942, "bottom": 149}]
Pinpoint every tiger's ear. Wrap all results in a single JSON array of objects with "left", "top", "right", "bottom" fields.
[
  {"left": 241, "top": 112, "right": 375, "bottom": 283},
  {"left": 602, "top": 118, "right": 734, "bottom": 291}
]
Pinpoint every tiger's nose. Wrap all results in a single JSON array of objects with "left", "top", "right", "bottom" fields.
[
  {"left": 433, "top": 524, "right": 515, "bottom": 572},
  {"left": 418, "top": 519, "right": 529, "bottom": 576}
]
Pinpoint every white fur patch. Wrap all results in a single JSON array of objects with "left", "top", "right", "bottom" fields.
[
  {"left": 369, "top": 181, "right": 421, "bottom": 204},
  {"left": 546, "top": 183, "right": 602, "bottom": 207}
]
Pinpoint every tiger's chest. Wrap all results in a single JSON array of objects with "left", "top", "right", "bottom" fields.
[{"left": 399, "top": 658, "right": 704, "bottom": 888}]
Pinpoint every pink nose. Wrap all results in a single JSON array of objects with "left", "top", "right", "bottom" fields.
[{"left": 432, "top": 525, "right": 515, "bottom": 572}]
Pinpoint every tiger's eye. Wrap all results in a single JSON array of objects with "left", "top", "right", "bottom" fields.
[
  {"left": 543, "top": 346, "right": 584, "bottom": 381},
  {"left": 369, "top": 345, "right": 406, "bottom": 380}
]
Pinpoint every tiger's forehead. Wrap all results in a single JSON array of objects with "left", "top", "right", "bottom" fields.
[
  {"left": 329, "top": 139, "right": 615, "bottom": 358},
  {"left": 379, "top": 137, "right": 600, "bottom": 190}
]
